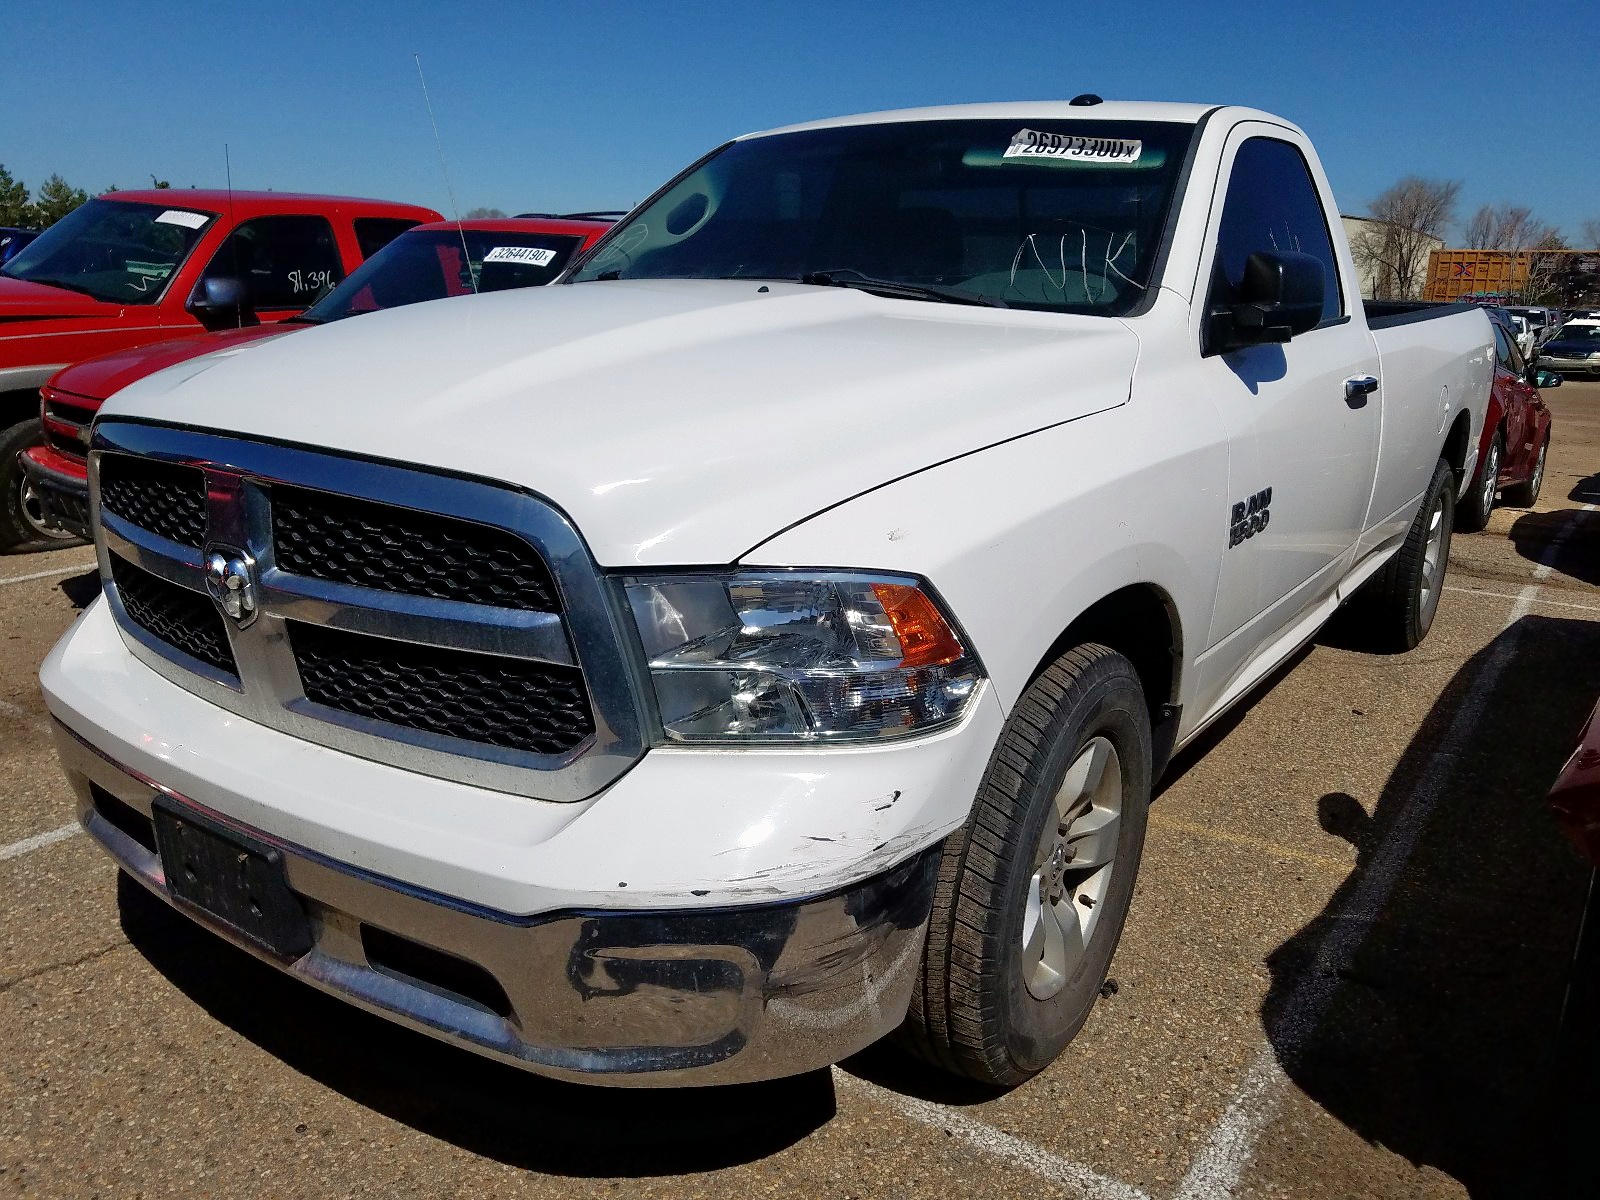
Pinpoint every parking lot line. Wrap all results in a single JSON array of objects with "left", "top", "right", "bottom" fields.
[
  {"left": 833, "top": 1070, "right": 1152, "bottom": 1199},
  {"left": 0, "top": 560, "right": 97, "bottom": 587},
  {"left": 1444, "top": 584, "right": 1600, "bottom": 615},
  {"left": 1, "top": 822, "right": 81, "bottom": 862},
  {"left": 1176, "top": 505, "right": 1596, "bottom": 1197},
  {"left": 1148, "top": 813, "right": 1352, "bottom": 875}
]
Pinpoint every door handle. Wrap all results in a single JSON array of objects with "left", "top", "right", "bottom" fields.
[{"left": 1344, "top": 375, "right": 1379, "bottom": 406}]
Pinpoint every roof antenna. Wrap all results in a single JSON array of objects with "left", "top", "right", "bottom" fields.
[
  {"left": 224, "top": 142, "right": 241, "bottom": 328},
  {"left": 414, "top": 53, "right": 477, "bottom": 293}
]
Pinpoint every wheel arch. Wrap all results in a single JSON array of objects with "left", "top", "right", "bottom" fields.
[
  {"left": 1442, "top": 408, "right": 1475, "bottom": 494},
  {"left": 1027, "top": 582, "right": 1184, "bottom": 776}
]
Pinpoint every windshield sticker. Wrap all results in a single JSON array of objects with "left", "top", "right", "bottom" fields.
[
  {"left": 124, "top": 261, "right": 174, "bottom": 279},
  {"left": 1003, "top": 130, "right": 1142, "bottom": 164},
  {"left": 483, "top": 245, "right": 557, "bottom": 266},
  {"left": 154, "top": 209, "right": 209, "bottom": 229}
]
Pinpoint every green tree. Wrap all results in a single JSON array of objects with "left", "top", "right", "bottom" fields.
[
  {"left": 464, "top": 206, "right": 506, "bottom": 219},
  {"left": 31, "top": 174, "right": 89, "bottom": 226},
  {"left": 0, "top": 164, "right": 31, "bottom": 227},
  {"left": 150, "top": 175, "right": 171, "bottom": 189}
]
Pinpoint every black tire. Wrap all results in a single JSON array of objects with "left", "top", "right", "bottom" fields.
[
  {"left": 0, "top": 417, "right": 76, "bottom": 553},
  {"left": 898, "top": 643, "right": 1151, "bottom": 1086},
  {"left": 1456, "top": 429, "right": 1501, "bottom": 533},
  {"left": 1361, "top": 457, "right": 1455, "bottom": 653},
  {"left": 1503, "top": 435, "right": 1548, "bottom": 508}
]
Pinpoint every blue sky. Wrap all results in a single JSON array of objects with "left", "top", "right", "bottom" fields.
[{"left": 5, "top": 1, "right": 1597, "bottom": 238}]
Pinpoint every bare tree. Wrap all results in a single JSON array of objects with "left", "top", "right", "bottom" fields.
[
  {"left": 463, "top": 206, "right": 506, "bottom": 219},
  {"left": 1462, "top": 203, "right": 1558, "bottom": 250},
  {"left": 1580, "top": 218, "right": 1600, "bottom": 250},
  {"left": 1348, "top": 177, "right": 1461, "bottom": 300}
]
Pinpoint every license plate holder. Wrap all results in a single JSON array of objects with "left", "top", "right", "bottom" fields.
[{"left": 152, "top": 800, "right": 313, "bottom": 961}]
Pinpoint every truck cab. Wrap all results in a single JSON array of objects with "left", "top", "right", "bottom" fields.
[{"left": 0, "top": 189, "right": 440, "bottom": 550}]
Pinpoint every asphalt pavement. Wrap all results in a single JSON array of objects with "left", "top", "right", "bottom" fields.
[{"left": 3, "top": 382, "right": 1599, "bottom": 1199}]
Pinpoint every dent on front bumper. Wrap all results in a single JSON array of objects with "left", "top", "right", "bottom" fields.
[{"left": 56, "top": 723, "right": 940, "bottom": 1086}]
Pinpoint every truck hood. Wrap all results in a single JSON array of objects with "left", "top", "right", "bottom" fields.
[
  {"left": 0, "top": 275, "right": 123, "bottom": 322},
  {"left": 105, "top": 279, "right": 1139, "bottom": 566},
  {"left": 51, "top": 324, "right": 294, "bottom": 403}
]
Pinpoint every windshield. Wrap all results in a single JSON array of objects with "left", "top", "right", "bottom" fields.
[
  {"left": 0, "top": 198, "right": 216, "bottom": 304},
  {"left": 301, "top": 227, "right": 582, "bottom": 323},
  {"left": 570, "top": 118, "right": 1196, "bottom": 315},
  {"left": 1552, "top": 324, "right": 1600, "bottom": 344}
]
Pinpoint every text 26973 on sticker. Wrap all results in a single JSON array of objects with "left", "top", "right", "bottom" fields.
[{"left": 1003, "top": 129, "right": 1142, "bottom": 164}]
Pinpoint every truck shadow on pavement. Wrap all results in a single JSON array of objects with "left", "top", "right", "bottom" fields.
[
  {"left": 115, "top": 876, "right": 836, "bottom": 1176},
  {"left": 1260, "top": 612, "right": 1600, "bottom": 1198},
  {"left": 1509, "top": 508, "right": 1600, "bottom": 587}
]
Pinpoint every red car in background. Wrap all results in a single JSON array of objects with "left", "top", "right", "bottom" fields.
[
  {"left": 0, "top": 189, "right": 442, "bottom": 549},
  {"left": 20, "top": 215, "right": 612, "bottom": 543},
  {"left": 1456, "top": 311, "right": 1559, "bottom": 532}
]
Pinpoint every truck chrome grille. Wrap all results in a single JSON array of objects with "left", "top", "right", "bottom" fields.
[
  {"left": 289, "top": 622, "right": 593, "bottom": 754},
  {"left": 89, "top": 423, "right": 645, "bottom": 802},
  {"left": 98, "top": 456, "right": 207, "bottom": 549},
  {"left": 271, "top": 485, "right": 561, "bottom": 612},
  {"left": 109, "top": 554, "right": 238, "bottom": 676}
]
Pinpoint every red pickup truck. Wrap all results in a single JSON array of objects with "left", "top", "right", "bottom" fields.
[
  {"left": 20, "top": 215, "right": 612, "bottom": 542},
  {"left": 0, "top": 188, "right": 441, "bottom": 549}
]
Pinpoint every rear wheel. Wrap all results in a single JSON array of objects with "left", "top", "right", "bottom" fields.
[
  {"left": 1359, "top": 457, "right": 1455, "bottom": 652},
  {"left": 898, "top": 643, "right": 1151, "bottom": 1086},
  {"left": 1456, "top": 430, "right": 1501, "bottom": 533},
  {"left": 1503, "top": 436, "right": 1548, "bottom": 508}
]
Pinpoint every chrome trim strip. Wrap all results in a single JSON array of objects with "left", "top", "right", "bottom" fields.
[
  {"left": 91, "top": 420, "right": 647, "bottom": 802},
  {"left": 259, "top": 569, "right": 576, "bottom": 665}
]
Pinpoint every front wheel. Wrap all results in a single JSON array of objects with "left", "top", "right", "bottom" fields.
[
  {"left": 1503, "top": 436, "right": 1548, "bottom": 508},
  {"left": 898, "top": 643, "right": 1151, "bottom": 1086},
  {"left": 0, "top": 418, "right": 77, "bottom": 553}
]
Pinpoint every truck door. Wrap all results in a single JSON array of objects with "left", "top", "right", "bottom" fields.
[{"left": 1197, "top": 129, "right": 1381, "bottom": 654}]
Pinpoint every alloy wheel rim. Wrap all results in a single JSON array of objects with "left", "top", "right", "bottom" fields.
[
  {"left": 1418, "top": 495, "right": 1447, "bottom": 631},
  {"left": 1481, "top": 442, "right": 1499, "bottom": 515},
  {"left": 1531, "top": 443, "right": 1546, "bottom": 498},
  {"left": 1021, "top": 735, "right": 1123, "bottom": 1001},
  {"left": 17, "top": 477, "right": 76, "bottom": 541}
]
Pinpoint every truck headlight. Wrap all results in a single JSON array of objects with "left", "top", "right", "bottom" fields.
[{"left": 623, "top": 571, "right": 983, "bottom": 743}]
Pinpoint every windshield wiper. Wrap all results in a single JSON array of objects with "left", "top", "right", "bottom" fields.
[{"left": 799, "top": 269, "right": 1007, "bottom": 309}]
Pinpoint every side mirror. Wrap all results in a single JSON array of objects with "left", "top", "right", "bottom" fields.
[
  {"left": 1534, "top": 368, "right": 1563, "bottom": 389},
  {"left": 187, "top": 276, "right": 257, "bottom": 330},
  {"left": 1208, "top": 251, "right": 1325, "bottom": 354}
]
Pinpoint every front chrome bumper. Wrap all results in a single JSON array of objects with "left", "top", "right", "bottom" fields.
[{"left": 57, "top": 722, "right": 939, "bottom": 1086}]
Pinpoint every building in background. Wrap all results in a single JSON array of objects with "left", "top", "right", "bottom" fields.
[{"left": 1341, "top": 215, "right": 1445, "bottom": 300}]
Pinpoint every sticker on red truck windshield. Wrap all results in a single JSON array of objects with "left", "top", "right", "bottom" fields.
[
  {"left": 1003, "top": 129, "right": 1142, "bottom": 164},
  {"left": 483, "top": 246, "right": 557, "bottom": 266},
  {"left": 155, "top": 209, "right": 209, "bottom": 229}
]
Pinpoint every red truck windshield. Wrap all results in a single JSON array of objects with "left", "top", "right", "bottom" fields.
[
  {"left": 0, "top": 198, "right": 217, "bottom": 305},
  {"left": 298, "top": 227, "right": 584, "bottom": 324}
]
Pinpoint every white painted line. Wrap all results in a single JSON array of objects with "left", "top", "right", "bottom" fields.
[
  {"left": 834, "top": 1071, "right": 1151, "bottom": 1199},
  {"left": 0, "top": 560, "right": 97, "bottom": 586},
  {"left": 1444, "top": 585, "right": 1600, "bottom": 614},
  {"left": 1177, "top": 503, "right": 1596, "bottom": 1198},
  {"left": 1, "top": 822, "right": 81, "bottom": 861}
]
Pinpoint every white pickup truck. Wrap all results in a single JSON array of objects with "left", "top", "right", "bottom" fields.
[{"left": 41, "top": 100, "right": 1492, "bottom": 1088}]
